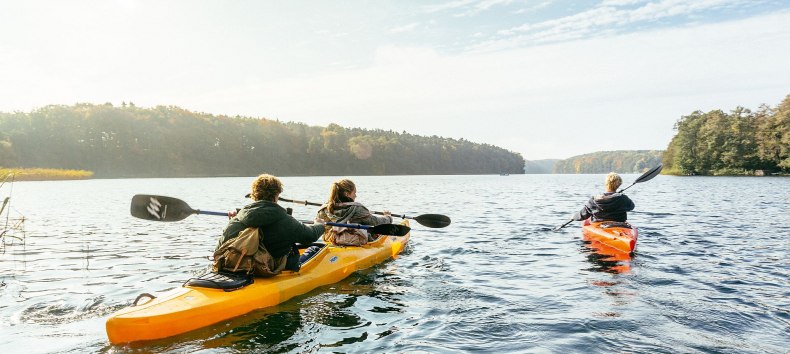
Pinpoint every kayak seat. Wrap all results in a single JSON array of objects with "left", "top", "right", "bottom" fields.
[
  {"left": 599, "top": 221, "right": 633, "bottom": 229},
  {"left": 299, "top": 244, "right": 326, "bottom": 264},
  {"left": 183, "top": 271, "right": 253, "bottom": 291}
]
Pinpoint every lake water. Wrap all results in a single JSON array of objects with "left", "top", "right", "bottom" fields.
[{"left": 0, "top": 174, "right": 788, "bottom": 353}]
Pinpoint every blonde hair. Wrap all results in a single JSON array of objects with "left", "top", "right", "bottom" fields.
[
  {"left": 327, "top": 179, "right": 355, "bottom": 213},
  {"left": 250, "top": 174, "right": 283, "bottom": 201},
  {"left": 605, "top": 172, "right": 622, "bottom": 192}
]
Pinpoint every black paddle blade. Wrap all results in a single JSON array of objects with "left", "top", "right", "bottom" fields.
[
  {"left": 130, "top": 194, "right": 196, "bottom": 222},
  {"left": 619, "top": 164, "right": 663, "bottom": 193},
  {"left": 370, "top": 223, "right": 411, "bottom": 236},
  {"left": 413, "top": 214, "right": 451, "bottom": 228},
  {"left": 635, "top": 164, "right": 663, "bottom": 184}
]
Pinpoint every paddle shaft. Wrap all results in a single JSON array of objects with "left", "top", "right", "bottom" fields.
[
  {"left": 193, "top": 212, "right": 409, "bottom": 236},
  {"left": 197, "top": 210, "right": 229, "bottom": 217},
  {"left": 554, "top": 219, "right": 574, "bottom": 231},
  {"left": 281, "top": 197, "right": 417, "bottom": 217},
  {"left": 279, "top": 197, "right": 448, "bottom": 226}
]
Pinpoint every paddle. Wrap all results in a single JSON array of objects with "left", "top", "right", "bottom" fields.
[
  {"left": 131, "top": 194, "right": 227, "bottom": 221},
  {"left": 319, "top": 221, "right": 411, "bottom": 236},
  {"left": 552, "top": 164, "right": 663, "bottom": 231},
  {"left": 278, "top": 197, "right": 451, "bottom": 228},
  {"left": 130, "top": 194, "right": 411, "bottom": 236}
]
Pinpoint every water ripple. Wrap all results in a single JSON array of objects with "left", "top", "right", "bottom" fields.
[{"left": 0, "top": 175, "right": 788, "bottom": 353}]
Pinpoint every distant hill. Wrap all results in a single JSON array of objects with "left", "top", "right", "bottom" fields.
[
  {"left": 553, "top": 150, "right": 664, "bottom": 174},
  {"left": 0, "top": 104, "right": 525, "bottom": 177},
  {"left": 524, "top": 159, "right": 560, "bottom": 174}
]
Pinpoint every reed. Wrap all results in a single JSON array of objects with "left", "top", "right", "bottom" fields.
[{"left": 1, "top": 168, "right": 94, "bottom": 181}]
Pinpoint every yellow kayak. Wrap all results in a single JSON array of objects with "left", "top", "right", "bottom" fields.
[{"left": 106, "top": 220, "right": 411, "bottom": 344}]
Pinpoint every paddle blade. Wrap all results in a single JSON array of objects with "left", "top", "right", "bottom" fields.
[
  {"left": 619, "top": 164, "right": 663, "bottom": 193},
  {"left": 635, "top": 164, "right": 663, "bottom": 184},
  {"left": 130, "top": 194, "right": 196, "bottom": 222},
  {"left": 370, "top": 223, "right": 411, "bottom": 236},
  {"left": 413, "top": 214, "right": 451, "bottom": 228}
]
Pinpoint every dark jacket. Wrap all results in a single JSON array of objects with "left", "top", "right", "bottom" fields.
[
  {"left": 218, "top": 200, "right": 324, "bottom": 258},
  {"left": 574, "top": 192, "right": 635, "bottom": 222}
]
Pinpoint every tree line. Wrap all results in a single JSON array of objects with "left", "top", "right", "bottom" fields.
[
  {"left": 662, "top": 95, "right": 790, "bottom": 175},
  {"left": 0, "top": 104, "right": 525, "bottom": 178},
  {"left": 552, "top": 150, "right": 664, "bottom": 174}
]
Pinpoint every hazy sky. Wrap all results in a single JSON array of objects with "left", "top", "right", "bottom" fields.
[{"left": 2, "top": 0, "right": 789, "bottom": 160}]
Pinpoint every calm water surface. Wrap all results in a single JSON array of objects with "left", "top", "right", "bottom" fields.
[{"left": 0, "top": 175, "right": 788, "bottom": 353}]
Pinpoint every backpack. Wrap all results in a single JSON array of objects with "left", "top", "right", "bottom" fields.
[
  {"left": 323, "top": 226, "right": 368, "bottom": 246},
  {"left": 212, "top": 227, "right": 287, "bottom": 277}
]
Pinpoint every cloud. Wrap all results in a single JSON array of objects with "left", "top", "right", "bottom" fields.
[
  {"left": 478, "top": 0, "right": 754, "bottom": 51},
  {"left": 423, "top": 0, "right": 516, "bottom": 16},
  {"left": 388, "top": 23, "right": 420, "bottom": 33},
  {"left": 513, "top": 1, "right": 553, "bottom": 14},
  {"left": 600, "top": 0, "right": 645, "bottom": 6}
]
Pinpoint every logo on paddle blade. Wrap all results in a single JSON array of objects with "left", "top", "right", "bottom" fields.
[{"left": 146, "top": 197, "right": 167, "bottom": 220}]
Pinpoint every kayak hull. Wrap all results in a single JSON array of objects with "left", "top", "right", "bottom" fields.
[
  {"left": 106, "top": 220, "right": 410, "bottom": 344},
  {"left": 580, "top": 219, "right": 637, "bottom": 253}
]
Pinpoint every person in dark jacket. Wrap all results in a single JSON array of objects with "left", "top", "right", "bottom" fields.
[
  {"left": 315, "top": 178, "right": 392, "bottom": 246},
  {"left": 218, "top": 174, "right": 325, "bottom": 270},
  {"left": 574, "top": 172, "right": 635, "bottom": 222}
]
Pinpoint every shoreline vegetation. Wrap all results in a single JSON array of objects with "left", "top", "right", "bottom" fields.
[
  {"left": 661, "top": 94, "right": 789, "bottom": 176},
  {"left": 3, "top": 93, "right": 788, "bottom": 179},
  {"left": 0, "top": 103, "right": 524, "bottom": 178},
  {"left": 1, "top": 168, "right": 94, "bottom": 181}
]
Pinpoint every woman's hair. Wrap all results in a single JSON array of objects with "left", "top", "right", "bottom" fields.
[
  {"left": 327, "top": 179, "right": 356, "bottom": 213},
  {"left": 250, "top": 174, "right": 283, "bottom": 201},
  {"left": 605, "top": 172, "right": 622, "bottom": 192}
]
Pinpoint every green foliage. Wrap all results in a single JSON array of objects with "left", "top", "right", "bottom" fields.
[
  {"left": 552, "top": 151, "right": 663, "bottom": 174},
  {"left": 0, "top": 104, "right": 525, "bottom": 177},
  {"left": 663, "top": 94, "right": 790, "bottom": 175}
]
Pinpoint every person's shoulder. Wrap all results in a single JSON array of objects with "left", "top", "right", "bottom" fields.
[
  {"left": 338, "top": 202, "right": 365, "bottom": 208},
  {"left": 247, "top": 200, "right": 287, "bottom": 214}
]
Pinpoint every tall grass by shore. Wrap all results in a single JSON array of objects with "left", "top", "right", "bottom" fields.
[{"left": 1, "top": 168, "right": 94, "bottom": 181}]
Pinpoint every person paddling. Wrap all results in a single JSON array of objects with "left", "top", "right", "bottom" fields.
[
  {"left": 218, "top": 174, "right": 325, "bottom": 272},
  {"left": 573, "top": 172, "right": 635, "bottom": 223},
  {"left": 315, "top": 179, "right": 392, "bottom": 246}
]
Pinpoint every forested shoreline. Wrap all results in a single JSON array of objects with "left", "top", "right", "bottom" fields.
[
  {"left": 662, "top": 95, "right": 790, "bottom": 176},
  {"left": 552, "top": 151, "right": 663, "bottom": 174},
  {"left": 0, "top": 104, "right": 525, "bottom": 178}
]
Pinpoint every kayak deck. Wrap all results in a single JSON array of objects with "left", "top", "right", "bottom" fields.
[
  {"left": 106, "top": 220, "right": 411, "bottom": 344},
  {"left": 580, "top": 219, "right": 638, "bottom": 253}
]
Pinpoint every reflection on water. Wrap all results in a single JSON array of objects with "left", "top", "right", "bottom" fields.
[
  {"left": 581, "top": 239, "right": 633, "bottom": 274},
  {"left": 0, "top": 175, "right": 788, "bottom": 353}
]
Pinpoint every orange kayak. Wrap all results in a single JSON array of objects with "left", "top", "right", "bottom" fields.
[
  {"left": 106, "top": 220, "right": 410, "bottom": 344},
  {"left": 581, "top": 219, "right": 638, "bottom": 253}
]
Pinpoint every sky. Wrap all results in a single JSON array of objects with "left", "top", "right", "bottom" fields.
[{"left": 1, "top": 0, "right": 789, "bottom": 160}]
